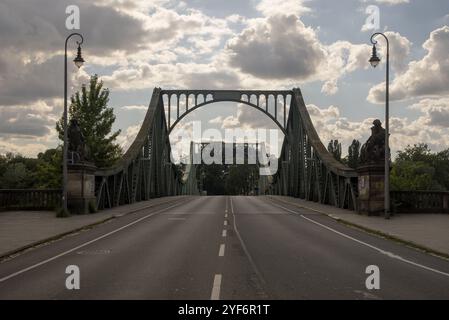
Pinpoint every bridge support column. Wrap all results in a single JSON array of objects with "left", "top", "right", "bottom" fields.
[
  {"left": 357, "top": 164, "right": 385, "bottom": 215},
  {"left": 67, "top": 162, "right": 97, "bottom": 214}
]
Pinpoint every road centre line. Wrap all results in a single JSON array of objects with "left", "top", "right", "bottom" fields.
[{"left": 210, "top": 274, "right": 222, "bottom": 300}]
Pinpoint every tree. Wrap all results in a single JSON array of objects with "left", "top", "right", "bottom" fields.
[
  {"left": 0, "top": 153, "right": 35, "bottom": 189},
  {"left": 434, "top": 149, "right": 449, "bottom": 190},
  {"left": 391, "top": 144, "right": 445, "bottom": 191},
  {"left": 56, "top": 74, "right": 122, "bottom": 168},
  {"left": 327, "top": 140, "right": 342, "bottom": 161},
  {"left": 35, "top": 148, "right": 62, "bottom": 188},
  {"left": 347, "top": 140, "right": 361, "bottom": 169},
  {"left": 390, "top": 161, "right": 438, "bottom": 191},
  {"left": 396, "top": 143, "right": 432, "bottom": 162}
]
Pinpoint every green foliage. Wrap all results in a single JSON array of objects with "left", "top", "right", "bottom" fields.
[
  {"left": 56, "top": 74, "right": 122, "bottom": 168},
  {"left": 347, "top": 140, "right": 361, "bottom": 169},
  {"left": 35, "top": 148, "right": 62, "bottom": 188},
  {"left": 327, "top": 139, "right": 342, "bottom": 161},
  {"left": 391, "top": 143, "right": 448, "bottom": 191},
  {"left": 199, "top": 164, "right": 226, "bottom": 195},
  {"left": 0, "top": 153, "right": 35, "bottom": 188},
  {"left": 391, "top": 160, "right": 438, "bottom": 191},
  {"left": 396, "top": 143, "right": 432, "bottom": 162},
  {"left": 1, "top": 162, "right": 30, "bottom": 188},
  {"left": 0, "top": 151, "right": 62, "bottom": 189},
  {"left": 225, "top": 165, "right": 259, "bottom": 195}
]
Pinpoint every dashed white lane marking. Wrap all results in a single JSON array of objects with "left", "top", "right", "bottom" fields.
[
  {"left": 218, "top": 244, "right": 225, "bottom": 257},
  {"left": 224, "top": 220, "right": 228, "bottom": 226},
  {"left": 225, "top": 213, "right": 228, "bottom": 218},
  {"left": 269, "top": 200, "right": 449, "bottom": 278},
  {"left": 0, "top": 201, "right": 187, "bottom": 283},
  {"left": 210, "top": 274, "right": 222, "bottom": 300},
  {"left": 222, "top": 230, "right": 227, "bottom": 237}
]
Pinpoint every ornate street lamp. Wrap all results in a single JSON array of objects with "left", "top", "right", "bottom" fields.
[
  {"left": 63, "top": 33, "right": 84, "bottom": 214},
  {"left": 369, "top": 32, "right": 390, "bottom": 219}
]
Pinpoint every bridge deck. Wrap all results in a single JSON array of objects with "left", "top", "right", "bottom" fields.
[{"left": 1, "top": 196, "right": 449, "bottom": 299}]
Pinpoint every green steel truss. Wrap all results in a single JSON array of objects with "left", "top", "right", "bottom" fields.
[
  {"left": 94, "top": 88, "right": 199, "bottom": 210},
  {"left": 265, "top": 88, "right": 358, "bottom": 210},
  {"left": 94, "top": 87, "right": 357, "bottom": 211}
]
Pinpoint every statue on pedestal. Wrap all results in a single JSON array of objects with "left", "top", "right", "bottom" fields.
[
  {"left": 360, "top": 119, "right": 386, "bottom": 165},
  {"left": 68, "top": 118, "right": 90, "bottom": 163}
]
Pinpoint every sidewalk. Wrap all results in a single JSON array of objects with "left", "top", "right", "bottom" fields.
[
  {"left": 268, "top": 195, "right": 449, "bottom": 258},
  {"left": 0, "top": 196, "right": 183, "bottom": 258}
]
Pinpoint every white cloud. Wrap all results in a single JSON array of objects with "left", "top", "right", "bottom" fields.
[
  {"left": 373, "top": 0, "right": 409, "bottom": 5},
  {"left": 226, "top": 15, "right": 326, "bottom": 80},
  {"left": 410, "top": 98, "right": 449, "bottom": 128},
  {"left": 360, "top": 0, "right": 409, "bottom": 5},
  {"left": 116, "top": 122, "right": 141, "bottom": 152},
  {"left": 256, "top": 0, "right": 311, "bottom": 17},
  {"left": 225, "top": 15, "right": 372, "bottom": 95},
  {"left": 368, "top": 26, "right": 449, "bottom": 103},
  {"left": 307, "top": 103, "right": 449, "bottom": 157},
  {"left": 121, "top": 105, "right": 148, "bottom": 111}
]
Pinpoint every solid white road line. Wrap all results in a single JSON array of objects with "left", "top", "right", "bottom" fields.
[
  {"left": 269, "top": 200, "right": 449, "bottom": 278},
  {"left": 210, "top": 274, "right": 222, "bottom": 300},
  {"left": 222, "top": 230, "right": 227, "bottom": 237},
  {"left": 218, "top": 244, "right": 225, "bottom": 257},
  {"left": 230, "top": 197, "right": 266, "bottom": 287},
  {"left": 0, "top": 200, "right": 187, "bottom": 283}
]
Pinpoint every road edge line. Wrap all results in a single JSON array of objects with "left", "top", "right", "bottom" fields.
[
  {"left": 266, "top": 195, "right": 449, "bottom": 261},
  {"left": 0, "top": 197, "right": 188, "bottom": 262}
]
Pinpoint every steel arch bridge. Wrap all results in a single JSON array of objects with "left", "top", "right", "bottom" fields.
[{"left": 94, "top": 88, "right": 358, "bottom": 211}]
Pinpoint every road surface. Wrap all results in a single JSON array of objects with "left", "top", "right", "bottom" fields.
[{"left": 0, "top": 196, "right": 448, "bottom": 299}]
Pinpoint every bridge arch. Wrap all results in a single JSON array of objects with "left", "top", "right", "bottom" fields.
[
  {"left": 162, "top": 90, "right": 291, "bottom": 136},
  {"left": 92, "top": 87, "right": 358, "bottom": 212}
]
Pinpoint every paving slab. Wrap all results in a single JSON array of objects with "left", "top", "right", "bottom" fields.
[{"left": 0, "top": 196, "right": 183, "bottom": 257}]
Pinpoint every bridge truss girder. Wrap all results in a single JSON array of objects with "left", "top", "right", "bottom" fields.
[
  {"left": 94, "top": 88, "right": 199, "bottom": 210},
  {"left": 266, "top": 88, "right": 358, "bottom": 210},
  {"left": 93, "top": 87, "right": 357, "bottom": 211}
]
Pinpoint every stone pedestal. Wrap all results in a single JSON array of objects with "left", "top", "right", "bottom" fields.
[
  {"left": 357, "top": 164, "right": 385, "bottom": 215},
  {"left": 67, "top": 162, "right": 97, "bottom": 214}
]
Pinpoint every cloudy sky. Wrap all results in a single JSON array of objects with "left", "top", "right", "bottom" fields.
[{"left": 1, "top": 0, "right": 449, "bottom": 159}]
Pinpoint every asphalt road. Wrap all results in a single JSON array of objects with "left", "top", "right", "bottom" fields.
[{"left": 0, "top": 196, "right": 448, "bottom": 299}]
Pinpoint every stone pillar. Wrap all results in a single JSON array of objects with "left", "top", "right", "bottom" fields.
[
  {"left": 357, "top": 164, "right": 385, "bottom": 215},
  {"left": 67, "top": 162, "right": 97, "bottom": 214}
]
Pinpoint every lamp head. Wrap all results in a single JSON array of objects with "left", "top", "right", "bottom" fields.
[
  {"left": 369, "top": 44, "right": 381, "bottom": 68},
  {"left": 73, "top": 44, "right": 85, "bottom": 69}
]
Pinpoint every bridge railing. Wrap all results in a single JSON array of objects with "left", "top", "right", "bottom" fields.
[
  {"left": 0, "top": 189, "right": 61, "bottom": 211},
  {"left": 391, "top": 190, "right": 449, "bottom": 213}
]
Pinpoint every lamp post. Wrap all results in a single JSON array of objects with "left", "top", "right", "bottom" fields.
[
  {"left": 369, "top": 32, "right": 390, "bottom": 219},
  {"left": 63, "top": 33, "right": 85, "bottom": 214}
]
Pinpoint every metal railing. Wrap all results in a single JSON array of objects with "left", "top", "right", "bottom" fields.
[
  {"left": 391, "top": 190, "right": 449, "bottom": 213},
  {"left": 0, "top": 189, "right": 61, "bottom": 211}
]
